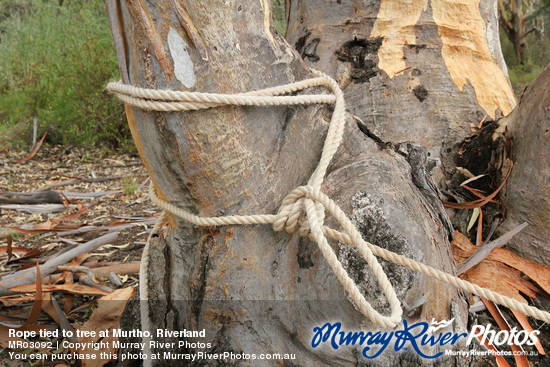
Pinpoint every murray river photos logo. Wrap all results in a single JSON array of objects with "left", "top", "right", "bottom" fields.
[{"left": 311, "top": 318, "right": 541, "bottom": 359}]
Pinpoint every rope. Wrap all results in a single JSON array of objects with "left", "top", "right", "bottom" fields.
[
  {"left": 139, "top": 211, "right": 166, "bottom": 363},
  {"left": 108, "top": 69, "right": 550, "bottom": 333}
]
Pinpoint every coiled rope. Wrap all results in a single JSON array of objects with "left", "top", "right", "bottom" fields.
[{"left": 107, "top": 69, "right": 550, "bottom": 343}]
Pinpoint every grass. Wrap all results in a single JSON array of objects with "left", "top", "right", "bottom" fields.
[{"left": 122, "top": 177, "right": 139, "bottom": 196}]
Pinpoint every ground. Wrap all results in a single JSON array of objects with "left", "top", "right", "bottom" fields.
[
  {"left": 0, "top": 145, "right": 153, "bottom": 264},
  {"left": 0, "top": 145, "right": 156, "bottom": 366},
  {"left": 1, "top": 145, "right": 549, "bottom": 367}
]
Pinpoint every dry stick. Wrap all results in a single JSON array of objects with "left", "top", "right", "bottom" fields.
[
  {"left": 0, "top": 233, "right": 118, "bottom": 296},
  {"left": 31, "top": 117, "right": 38, "bottom": 152},
  {"left": 50, "top": 294, "right": 78, "bottom": 344},
  {"left": 457, "top": 222, "right": 529, "bottom": 275},
  {"left": 79, "top": 275, "right": 113, "bottom": 293},
  {"left": 35, "top": 176, "right": 123, "bottom": 192},
  {"left": 40, "top": 217, "right": 158, "bottom": 239},
  {"left": 63, "top": 190, "right": 122, "bottom": 199},
  {"left": 0, "top": 204, "right": 75, "bottom": 214},
  {"left": 58, "top": 266, "right": 97, "bottom": 283},
  {"left": 45, "top": 262, "right": 140, "bottom": 284},
  {"left": 0, "top": 191, "right": 64, "bottom": 204},
  {"left": 108, "top": 271, "right": 123, "bottom": 287}
]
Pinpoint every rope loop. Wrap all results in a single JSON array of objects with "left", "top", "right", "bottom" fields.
[{"left": 275, "top": 185, "right": 403, "bottom": 328}]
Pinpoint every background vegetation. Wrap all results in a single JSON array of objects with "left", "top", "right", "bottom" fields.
[
  {"left": 0, "top": 0, "right": 128, "bottom": 150},
  {"left": 499, "top": 0, "right": 550, "bottom": 95},
  {"left": 0, "top": 0, "right": 548, "bottom": 152}
]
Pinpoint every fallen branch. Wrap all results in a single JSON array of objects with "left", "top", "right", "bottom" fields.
[
  {"left": 108, "top": 272, "right": 123, "bottom": 287},
  {"left": 45, "top": 262, "right": 140, "bottom": 284},
  {"left": 0, "top": 233, "right": 118, "bottom": 297},
  {"left": 79, "top": 275, "right": 113, "bottom": 293},
  {"left": 63, "top": 190, "right": 122, "bottom": 199},
  {"left": 0, "top": 191, "right": 63, "bottom": 205},
  {"left": 0, "top": 204, "right": 75, "bottom": 214},
  {"left": 457, "top": 223, "right": 528, "bottom": 275},
  {"left": 42, "top": 217, "right": 158, "bottom": 238},
  {"left": 35, "top": 176, "right": 123, "bottom": 192},
  {"left": 58, "top": 266, "right": 97, "bottom": 283}
]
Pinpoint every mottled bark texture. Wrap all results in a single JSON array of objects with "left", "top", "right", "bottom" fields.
[
  {"left": 102, "top": 0, "right": 517, "bottom": 365},
  {"left": 498, "top": 65, "right": 550, "bottom": 267},
  {"left": 286, "top": 0, "right": 516, "bottom": 190}
]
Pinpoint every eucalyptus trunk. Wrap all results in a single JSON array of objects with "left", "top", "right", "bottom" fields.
[{"left": 104, "top": 0, "right": 522, "bottom": 365}]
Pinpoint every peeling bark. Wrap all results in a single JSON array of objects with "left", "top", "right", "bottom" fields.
[{"left": 285, "top": 0, "right": 515, "bottom": 190}]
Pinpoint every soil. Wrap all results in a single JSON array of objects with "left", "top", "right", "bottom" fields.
[{"left": 0, "top": 145, "right": 154, "bottom": 266}]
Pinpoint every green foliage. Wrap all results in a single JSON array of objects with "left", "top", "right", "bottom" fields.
[
  {"left": 0, "top": 1, "right": 128, "bottom": 149},
  {"left": 271, "top": 0, "right": 286, "bottom": 36},
  {"left": 0, "top": 0, "right": 32, "bottom": 38},
  {"left": 122, "top": 176, "right": 138, "bottom": 196},
  {"left": 499, "top": 2, "right": 550, "bottom": 95},
  {"left": 502, "top": 28, "right": 550, "bottom": 95},
  {"left": 508, "top": 62, "right": 544, "bottom": 85}
]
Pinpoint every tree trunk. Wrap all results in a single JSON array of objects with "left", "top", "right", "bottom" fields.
[
  {"left": 498, "top": 0, "right": 526, "bottom": 65},
  {"left": 104, "top": 1, "right": 524, "bottom": 365},
  {"left": 498, "top": 64, "right": 550, "bottom": 267},
  {"left": 286, "top": 0, "right": 516, "bottom": 190}
]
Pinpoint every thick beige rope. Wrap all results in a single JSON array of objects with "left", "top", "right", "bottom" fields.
[
  {"left": 108, "top": 70, "right": 550, "bottom": 332},
  {"left": 139, "top": 211, "right": 166, "bottom": 362}
]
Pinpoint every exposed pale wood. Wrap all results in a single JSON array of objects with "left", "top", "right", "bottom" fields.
[
  {"left": 286, "top": 0, "right": 515, "bottom": 188},
  {"left": 0, "top": 233, "right": 118, "bottom": 296}
]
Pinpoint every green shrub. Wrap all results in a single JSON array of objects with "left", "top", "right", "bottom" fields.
[
  {"left": 271, "top": 0, "right": 286, "bottom": 36},
  {"left": 0, "top": 1, "right": 128, "bottom": 149}
]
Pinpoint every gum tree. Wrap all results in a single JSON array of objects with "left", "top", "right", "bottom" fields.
[{"left": 104, "top": 0, "right": 548, "bottom": 365}]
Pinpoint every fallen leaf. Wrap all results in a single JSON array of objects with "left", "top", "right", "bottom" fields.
[
  {"left": 17, "top": 133, "right": 46, "bottom": 163},
  {"left": 444, "top": 162, "right": 513, "bottom": 209},
  {"left": 100, "top": 243, "right": 130, "bottom": 249},
  {"left": 0, "top": 295, "right": 37, "bottom": 307},
  {"left": 76, "top": 287, "right": 135, "bottom": 367},
  {"left": 476, "top": 334, "right": 511, "bottom": 367},
  {"left": 0, "top": 235, "right": 13, "bottom": 262},
  {"left": 510, "top": 309, "right": 546, "bottom": 355},
  {"left": 9, "top": 283, "right": 110, "bottom": 296},
  {"left": 467, "top": 208, "right": 479, "bottom": 232},
  {"left": 41, "top": 292, "right": 61, "bottom": 325},
  {"left": 482, "top": 299, "right": 529, "bottom": 367},
  {"left": 0, "top": 264, "right": 47, "bottom": 348},
  {"left": 0, "top": 245, "right": 29, "bottom": 260},
  {"left": 89, "top": 250, "right": 117, "bottom": 257}
]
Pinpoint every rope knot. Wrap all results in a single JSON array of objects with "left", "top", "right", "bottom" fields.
[{"left": 273, "top": 186, "right": 325, "bottom": 237}]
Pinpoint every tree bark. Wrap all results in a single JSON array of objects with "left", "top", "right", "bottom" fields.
[
  {"left": 498, "top": 64, "right": 550, "bottom": 267},
  {"left": 286, "top": 0, "right": 515, "bottom": 191},
  {"left": 498, "top": 0, "right": 526, "bottom": 65},
  {"left": 102, "top": 1, "right": 523, "bottom": 365}
]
